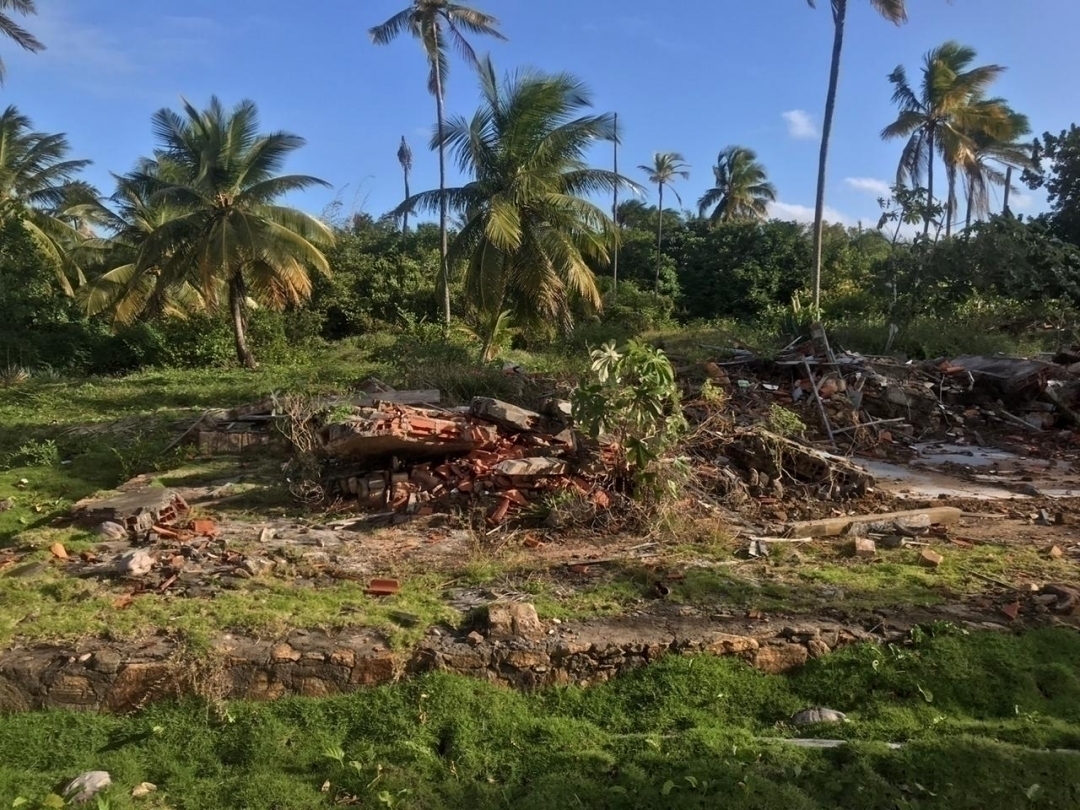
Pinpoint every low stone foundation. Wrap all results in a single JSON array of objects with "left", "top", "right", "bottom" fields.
[{"left": 0, "top": 606, "right": 1013, "bottom": 712}]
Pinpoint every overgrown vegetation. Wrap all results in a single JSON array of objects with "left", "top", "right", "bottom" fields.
[{"left": 2, "top": 629, "right": 1079, "bottom": 809}]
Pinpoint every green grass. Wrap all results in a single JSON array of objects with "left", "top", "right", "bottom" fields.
[{"left": 1, "top": 629, "right": 1079, "bottom": 809}]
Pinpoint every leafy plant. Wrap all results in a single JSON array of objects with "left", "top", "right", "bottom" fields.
[
  {"left": 572, "top": 340, "right": 686, "bottom": 489},
  {"left": 765, "top": 404, "right": 806, "bottom": 438},
  {"left": 10, "top": 439, "right": 59, "bottom": 468}
]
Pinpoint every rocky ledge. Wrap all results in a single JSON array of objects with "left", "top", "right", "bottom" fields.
[{"left": 0, "top": 603, "right": 1020, "bottom": 712}]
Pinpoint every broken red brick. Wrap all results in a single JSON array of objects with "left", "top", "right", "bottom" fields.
[
  {"left": 365, "top": 578, "right": 400, "bottom": 597},
  {"left": 191, "top": 519, "right": 218, "bottom": 537},
  {"left": 49, "top": 543, "right": 68, "bottom": 560},
  {"left": 1000, "top": 601, "right": 1020, "bottom": 621},
  {"left": 487, "top": 497, "right": 511, "bottom": 527}
]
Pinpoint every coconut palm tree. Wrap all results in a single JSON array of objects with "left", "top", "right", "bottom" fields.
[
  {"left": 0, "top": 105, "right": 90, "bottom": 293},
  {"left": 806, "top": 0, "right": 907, "bottom": 309},
  {"left": 638, "top": 152, "right": 689, "bottom": 292},
  {"left": 125, "top": 97, "right": 334, "bottom": 368},
  {"left": 370, "top": 1, "right": 506, "bottom": 328},
  {"left": 399, "top": 58, "right": 632, "bottom": 360},
  {"left": 0, "top": 0, "right": 44, "bottom": 84},
  {"left": 697, "top": 146, "right": 777, "bottom": 224},
  {"left": 74, "top": 162, "right": 210, "bottom": 326},
  {"left": 960, "top": 107, "right": 1032, "bottom": 228},
  {"left": 882, "top": 41, "right": 1011, "bottom": 237},
  {"left": 397, "top": 136, "right": 413, "bottom": 233}
]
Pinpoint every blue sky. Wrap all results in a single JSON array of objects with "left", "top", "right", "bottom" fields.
[{"left": 8, "top": 0, "right": 1079, "bottom": 228}]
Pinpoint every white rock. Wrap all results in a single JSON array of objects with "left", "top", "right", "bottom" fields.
[
  {"left": 116, "top": 549, "right": 154, "bottom": 577},
  {"left": 64, "top": 771, "right": 111, "bottom": 804},
  {"left": 791, "top": 708, "right": 848, "bottom": 726},
  {"left": 131, "top": 782, "right": 157, "bottom": 798}
]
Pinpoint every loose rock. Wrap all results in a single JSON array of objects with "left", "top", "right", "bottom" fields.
[
  {"left": 131, "top": 782, "right": 157, "bottom": 798},
  {"left": 64, "top": 771, "right": 111, "bottom": 804},
  {"left": 791, "top": 708, "right": 847, "bottom": 726},
  {"left": 486, "top": 602, "right": 544, "bottom": 640},
  {"left": 918, "top": 549, "right": 944, "bottom": 568},
  {"left": 851, "top": 538, "right": 877, "bottom": 559},
  {"left": 241, "top": 557, "right": 275, "bottom": 577},
  {"left": 0, "top": 497, "right": 13, "bottom": 512},
  {"left": 96, "top": 521, "right": 128, "bottom": 540},
  {"left": 116, "top": 549, "right": 155, "bottom": 577}
]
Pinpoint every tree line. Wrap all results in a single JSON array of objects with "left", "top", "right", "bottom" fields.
[{"left": 1, "top": 0, "right": 1079, "bottom": 372}]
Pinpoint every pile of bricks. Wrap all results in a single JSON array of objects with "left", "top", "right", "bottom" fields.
[{"left": 320, "top": 397, "right": 612, "bottom": 526}]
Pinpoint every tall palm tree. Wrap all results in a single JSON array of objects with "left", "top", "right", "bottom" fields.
[
  {"left": 882, "top": 41, "right": 1010, "bottom": 237},
  {"left": 370, "top": 1, "right": 506, "bottom": 328},
  {"left": 0, "top": 105, "right": 90, "bottom": 293},
  {"left": 126, "top": 97, "right": 334, "bottom": 368},
  {"left": 960, "top": 107, "right": 1032, "bottom": 228},
  {"left": 0, "top": 0, "right": 44, "bottom": 84},
  {"left": 638, "top": 152, "right": 689, "bottom": 291},
  {"left": 400, "top": 58, "right": 632, "bottom": 360},
  {"left": 806, "top": 0, "right": 907, "bottom": 310},
  {"left": 697, "top": 145, "right": 777, "bottom": 224},
  {"left": 397, "top": 135, "right": 413, "bottom": 233}
]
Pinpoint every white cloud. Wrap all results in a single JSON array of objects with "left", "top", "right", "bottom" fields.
[
  {"left": 782, "top": 110, "right": 818, "bottom": 140},
  {"left": 769, "top": 201, "right": 852, "bottom": 226},
  {"left": 845, "top": 177, "right": 892, "bottom": 196}
]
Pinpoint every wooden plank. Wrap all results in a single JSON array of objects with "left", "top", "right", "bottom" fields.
[{"left": 786, "top": 507, "right": 963, "bottom": 538}]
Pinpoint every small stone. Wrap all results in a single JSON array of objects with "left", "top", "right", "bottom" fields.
[
  {"left": 918, "top": 549, "right": 944, "bottom": 568},
  {"left": 851, "top": 538, "right": 877, "bottom": 559},
  {"left": 240, "top": 557, "right": 275, "bottom": 577},
  {"left": 753, "top": 644, "right": 809, "bottom": 674},
  {"left": 1049, "top": 545, "right": 1065, "bottom": 559},
  {"left": 89, "top": 649, "right": 122, "bottom": 674},
  {"left": 271, "top": 643, "right": 301, "bottom": 662},
  {"left": 1036, "top": 509, "right": 1053, "bottom": 526},
  {"left": 6, "top": 561, "right": 47, "bottom": 578},
  {"left": 0, "top": 498, "right": 13, "bottom": 512},
  {"left": 791, "top": 708, "right": 847, "bottom": 726},
  {"left": 131, "top": 782, "right": 157, "bottom": 798},
  {"left": 64, "top": 771, "right": 111, "bottom": 804},
  {"left": 486, "top": 602, "right": 544, "bottom": 640},
  {"left": 50, "top": 542, "right": 68, "bottom": 559},
  {"left": 466, "top": 631, "right": 485, "bottom": 647},
  {"left": 116, "top": 549, "right": 155, "bottom": 577},
  {"left": 806, "top": 638, "right": 831, "bottom": 658},
  {"left": 96, "top": 521, "right": 128, "bottom": 540}
]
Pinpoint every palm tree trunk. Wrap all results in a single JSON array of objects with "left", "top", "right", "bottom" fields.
[
  {"left": 612, "top": 112, "right": 619, "bottom": 298},
  {"left": 1003, "top": 166, "right": 1013, "bottom": 215},
  {"left": 811, "top": 0, "right": 847, "bottom": 313},
  {"left": 965, "top": 180, "right": 973, "bottom": 232},
  {"left": 433, "top": 28, "right": 451, "bottom": 328},
  {"left": 228, "top": 273, "right": 257, "bottom": 370},
  {"left": 945, "top": 165, "right": 955, "bottom": 238},
  {"left": 402, "top": 167, "right": 410, "bottom": 234},
  {"left": 655, "top": 182, "right": 664, "bottom": 293},
  {"left": 924, "top": 125, "right": 936, "bottom": 236}
]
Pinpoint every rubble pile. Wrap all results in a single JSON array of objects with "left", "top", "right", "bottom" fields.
[{"left": 318, "top": 396, "right": 613, "bottom": 527}]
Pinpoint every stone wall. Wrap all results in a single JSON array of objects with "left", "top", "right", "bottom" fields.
[{"left": 0, "top": 605, "right": 1010, "bottom": 712}]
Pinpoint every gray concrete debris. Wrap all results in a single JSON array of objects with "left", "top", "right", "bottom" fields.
[
  {"left": 116, "top": 549, "right": 155, "bottom": 577},
  {"left": 470, "top": 397, "right": 544, "bottom": 433},
  {"left": 95, "top": 521, "right": 129, "bottom": 540},
  {"left": 791, "top": 708, "right": 848, "bottom": 726},
  {"left": 240, "top": 557, "right": 275, "bottom": 577},
  {"left": 492, "top": 457, "right": 567, "bottom": 479},
  {"left": 64, "top": 771, "right": 112, "bottom": 804},
  {"left": 486, "top": 602, "right": 545, "bottom": 640}
]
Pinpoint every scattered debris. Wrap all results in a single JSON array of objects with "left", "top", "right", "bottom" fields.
[
  {"left": 95, "top": 521, "right": 128, "bottom": 540},
  {"left": 787, "top": 508, "right": 962, "bottom": 539},
  {"left": 486, "top": 602, "right": 544, "bottom": 641},
  {"left": 851, "top": 538, "right": 877, "bottom": 559},
  {"left": 75, "top": 489, "right": 189, "bottom": 536},
  {"left": 116, "top": 549, "right": 155, "bottom": 578}
]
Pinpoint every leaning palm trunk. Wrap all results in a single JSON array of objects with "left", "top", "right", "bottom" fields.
[
  {"left": 811, "top": 0, "right": 846, "bottom": 312},
  {"left": 924, "top": 125, "right": 936, "bottom": 236},
  {"left": 1003, "top": 165, "right": 1013, "bottom": 215},
  {"left": 228, "top": 273, "right": 257, "bottom": 369}
]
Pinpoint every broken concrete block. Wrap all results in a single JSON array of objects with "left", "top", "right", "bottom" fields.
[
  {"left": 470, "top": 397, "right": 544, "bottom": 433},
  {"left": 76, "top": 489, "right": 189, "bottom": 534},
  {"left": 321, "top": 405, "right": 496, "bottom": 460},
  {"left": 918, "top": 549, "right": 944, "bottom": 568},
  {"left": 240, "top": 557, "right": 275, "bottom": 577},
  {"left": 540, "top": 397, "right": 574, "bottom": 421},
  {"left": 851, "top": 538, "right": 877, "bottom": 559},
  {"left": 788, "top": 507, "right": 962, "bottom": 539},
  {"left": 116, "top": 549, "right": 155, "bottom": 577},
  {"left": 492, "top": 457, "right": 567, "bottom": 479},
  {"left": 486, "top": 602, "right": 544, "bottom": 640}
]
